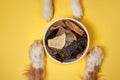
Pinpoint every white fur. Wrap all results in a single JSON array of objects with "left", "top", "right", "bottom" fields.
[
  {"left": 43, "top": 0, "right": 83, "bottom": 21},
  {"left": 71, "top": 0, "right": 83, "bottom": 19},
  {"left": 30, "top": 41, "right": 45, "bottom": 69},
  {"left": 43, "top": 0, "right": 53, "bottom": 21},
  {"left": 84, "top": 47, "right": 103, "bottom": 79}
]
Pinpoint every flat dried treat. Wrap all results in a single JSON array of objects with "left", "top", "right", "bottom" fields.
[
  {"left": 56, "top": 27, "right": 66, "bottom": 36},
  {"left": 50, "top": 47, "right": 60, "bottom": 55},
  {"left": 56, "top": 27, "right": 77, "bottom": 47},
  {"left": 50, "top": 20, "right": 65, "bottom": 30},
  {"left": 46, "top": 28, "right": 59, "bottom": 39},
  {"left": 65, "top": 30, "right": 77, "bottom": 47},
  {"left": 65, "top": 20, "right": 84, "bottom": 36},
  {"left": 48, "top": 33, "right": 66, "bottom": 49},
  {"left": 83, "top": 47, "right": 103, "bottom": 80},
  {"left": 58, "top": 38, "right": 86, "bottom": 60}
]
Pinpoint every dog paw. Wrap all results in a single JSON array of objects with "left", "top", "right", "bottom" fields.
[
  {"left": 84, "top": 47, "right": 103, "bottom": 80},
  {"left": 87, "top": 47, "right": 103, "bottom": 69},
  {"left": 71, "top": 0, "right": 83, "bottom": 20},
  {"left": 29, "top": 40, "right": 45, "bottom": 69},
  {"left": 43, "top": 0, "right": 53, "bottom": 21}
]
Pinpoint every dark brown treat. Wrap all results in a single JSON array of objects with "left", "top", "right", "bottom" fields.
[
  {"left": 53, "top": 20, "right": 65, "bottom": 27},
  {"left": 58, "top": 38, "right": 87, "bottom": 61},
  {"left": 79, "top": 38, "right": 87, "bottom": 47},
  {"left": 71, "top": 46, "right": 84, "bottom": 59},
  {"left": 46, "top": 28, "right": 59, "bottom": 39},
  {"left": 50, "top": 20, "right": 65, "bottom": 30},
  {"left": 76, "top": 53, "right": 83, "bottom": 58},
  {"left": 49, "top": 47, "right": 60, "bottom": 55},
  {"left": 54, "top": 54, "right": 64, "bottom": 62},
  {"left": 65, "top": 20, "right": 84, "bottom": 36}
]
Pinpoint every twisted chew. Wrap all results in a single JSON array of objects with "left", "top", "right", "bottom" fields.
[
  {"left": 26, "top": 40, "right": 45, "bottom": 80},
  {"left": 83, "top": 47, "right": 103, "bottom": 80}
]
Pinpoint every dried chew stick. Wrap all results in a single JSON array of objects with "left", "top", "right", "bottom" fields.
[
  {"left": 65, "top": 20, "right": 84, "bottom": 36},
  {"left": 25, "top": 40, "right": 45, "bottom": 80},
  {"left": 50, "top": 20, "right": 65, "bottom": 30},
  {"left": 83, "top": 47, "right": 103, "bottom": 80}
]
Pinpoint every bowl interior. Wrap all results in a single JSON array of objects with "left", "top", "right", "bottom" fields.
[{"left": 43, "top": 18, "right": 90, "bottom": 64}]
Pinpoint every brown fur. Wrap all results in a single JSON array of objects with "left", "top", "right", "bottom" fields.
[
  {"left": 84, "top": 66, "right": 100, "bottom": 80},
  {"left": 25, "top": 66, "right": 44, "bottom": 80}
]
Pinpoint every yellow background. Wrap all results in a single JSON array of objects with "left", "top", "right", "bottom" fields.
[{"left": 0, "top": 0, "right": 120, "bottom": 80}]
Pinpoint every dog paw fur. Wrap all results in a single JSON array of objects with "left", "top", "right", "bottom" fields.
[
  {"left": 71, "top": 0, "right": 83, "bottom": 20},
  {"left": 29, "top": 40, "right": 45, "bottom": 69},
  {"left": 84, "top": 47, "right": 103, "bottom": 80},
  {"left": 43, "top": 0, "right": 53, "bottom": 21}
]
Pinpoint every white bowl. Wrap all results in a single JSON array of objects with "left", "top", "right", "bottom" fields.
[{"left": 43, "top": 18, "right": 90, "bottom": 64}]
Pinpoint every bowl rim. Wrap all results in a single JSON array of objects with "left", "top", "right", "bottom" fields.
[{"left": 43, "top": 18, "right": 90, "bottom": 64}]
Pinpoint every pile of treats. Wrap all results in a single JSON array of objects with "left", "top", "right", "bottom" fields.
[{"left": 45, "top": 20, "right": 88, "bottom": 62}]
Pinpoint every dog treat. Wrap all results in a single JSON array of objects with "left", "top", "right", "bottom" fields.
[
  {"left": 48, "top": 33, "right": 66, "bottom": 49},
  {"left": 50, "top": 21, "right": 65, "bottom": 30},
  {"left": 56, "top": 27, "right": 66, "bottom": 36},
  {"left": 65, "top": 20, "right": 84, "bottom": 36},
  {"left": 57, "top": 38, "right": 86, "bottom": 61},
  {"left": 25, "top": 40, "right": 45, "bottom": 80},
  {"left": 65, "top": 30, "right": 77, "bottom": 47},
  {"left": 45, "top": 20, "right": 88, "bottom": 63},
  {"left": 83, "top": 47, "right": 103, "bottom": 80},
  {"left": 49, "top": 47, "right": 60, "bottom": 55},
  {"left": 46, "top": 28, "right": 59, "bottom": 39},
  {"left": 56, "top": 27, "right": 77, "bottom": 47},
  {"left": 54, "top": 53, "right": 64, "bottom": 62}
]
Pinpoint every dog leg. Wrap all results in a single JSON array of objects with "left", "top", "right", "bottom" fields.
[
  {"left": 71, "top": 0, "right": 83, "bottom": 20},
  {"left": 43, "top": 0, "right": 53, "bottom": 21},
  {"left": 26, "top": 40, "right": 45, "bottom": 80},
  {"left": 83, "top": 47, "right": 103, "bottom": 80}
]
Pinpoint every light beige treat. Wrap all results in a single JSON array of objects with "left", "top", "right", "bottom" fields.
[
  {"left": 56, "top": 27, "right": 77, "bottom": 47},
  {"left": 83, "top": 47, "right": 103, "bottom": 80},
  {"left": 48, "top": 33, "right": 66, "bottom": 49}
]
